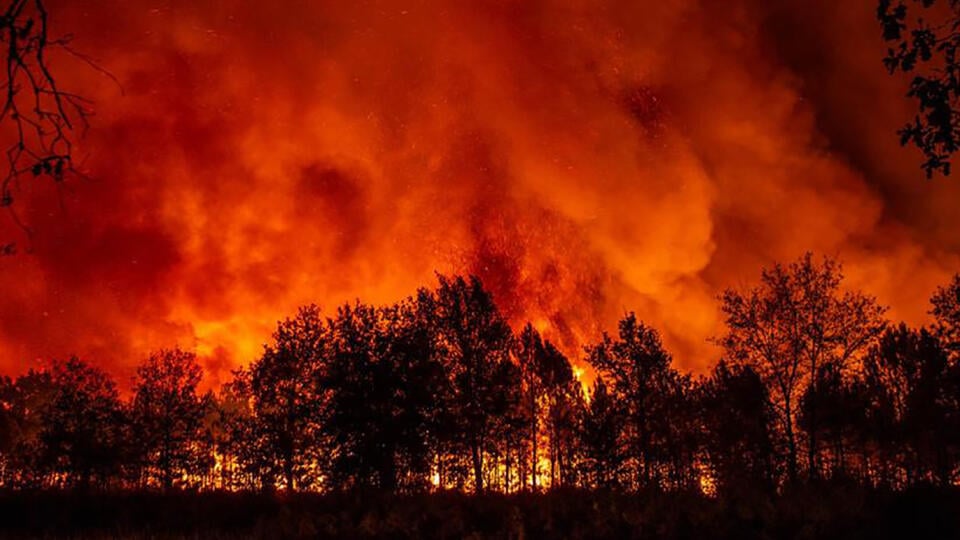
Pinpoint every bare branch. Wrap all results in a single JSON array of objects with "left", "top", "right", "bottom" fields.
[{"left": 0, "top": 0, "right": 100, "bottom": 253}]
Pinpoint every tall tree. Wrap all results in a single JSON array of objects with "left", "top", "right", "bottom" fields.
[
  {"left": 864, "top": 323, "right": 959, "bottom": 485},
  {"left": 659, "top": 372, "right": 699, "bottom": 490},
  {"left": 798, "top": 363, "right": 872, "bottom": 480},
  {"left": 0, "top": 370, "right": 53, "bottom": 487},
  {"left": 324, "top": 299, "right": 444, "bottom": 492},
  {"left": 545, "top": 373, "right": 584, "bottom": 488},
  {"left": 382, "top": 298, "right": 449, "bottom": 491},
  {"left": 699, "top": 362, "right": 775, "bottom": 494},
  {"left": 427, "top": 275, "right": 514, "bottom": 493},
  {"left": 130, "top": 348, "right": 206, "bottom": 490},
  {"left": 532, "top": 342, "right": 579, "bottom": 488},
  {"left": 216, "top": 368, "right": 275, "bottom": 491},
  {"left": 578, "top": 378, "right": 625, "bottom": 489},
  {"left": 250, "top": 304, "right": 328, "bottom": 491},
  {"left": 204, "top": 381, "right": 247, "bottom": 490},
  {"left": 586, "top": 313, "right": 684, "bottom": 490},
  {"left": 514, "top": 323, "right": 543, "bottom": 489},
  {"left": 513, "top": 323, "right": 575, "bottom": 488},
  {"left": 0, "top": 376, "right": 14, "bottom": 478},
  {"left": 323, "top": 302, "right": 382, "bottom": 489},
  {"left": 717, "top": 253, "right": 886, "bottom": 482},
  {"left": 36, "top": 357, "right": 125, "bottom": 490},
  {"left": 483, "top": 353, "right": 524, "bottom": 492}
]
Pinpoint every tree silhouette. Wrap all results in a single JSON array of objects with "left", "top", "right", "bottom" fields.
[
  {"left": 0, "top": 377, "right": 14, "bottom": 469},
  {"left": 578, "top": 378, "right": 625, "bottom": 489},
  {"left": 323, "top": 299, "right": 445, "bottom": 492},
  {"left": 130, "top": 348, "right": 207, "bottom": 490},
  {"left": 798, "top": 363, "right": 871, "bottom": 480},
  {"left": 586, "top": 313, "right": 686, "bottom": 490},
  {"left": 482, "top": 351, "right": 524, "bottom": 492},
  {"left": 513, "top": 323, "right": 575, "bottom": 488},
  {"left": 659, "top": 372, "right": 699, "bottom": 490},
  {"left": 2, "top": 263, "right": 960, "bottom": 507},
  {"left": 878, "top": 0, "right": 960, "bottom": 176},
  {"left": 699, "top": 361, "right": 775, "bottom": 495},
  {"left": 36, "top": 357, "right": 124, "bottom": 490},
  {"left": 249, "top": 304, "right": 328, "bottom": 492},
  {"left": 539, "top": 346, "right": 580, "bottom": 488},
  {"left": 514, "top": 323, "right": 544, "bottom": 489},
  {"left": 717, "top": 253, "right": 886, "bottom": 482},
  {"left": 426, "top": 275, "right": 514, "bottom": 493},
  {"left": 931, "top": 273, "right": 960, "bottom": 354},
  {"left": 214, "top": 367, "right": 275, "bottom": 491},
  {"left": 203, "top": 380, "right": 246, "bottom": 490},
  {"left": 0, "top": 369, "right": 53, "bottom": 487},
  {"left": 864, "top": 323, "right": 959, "bottom": 485},
  {"left": 381, "top": 298, "right": 450, "bottom": 492}
]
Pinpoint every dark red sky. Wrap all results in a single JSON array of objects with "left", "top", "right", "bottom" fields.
[{"left": 1, "top": 0, "right": 958, "bottom": 385}]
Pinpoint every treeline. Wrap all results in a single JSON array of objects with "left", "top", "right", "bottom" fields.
[{"left": 2, "top": 253, "right": 960, "bottom": 496}]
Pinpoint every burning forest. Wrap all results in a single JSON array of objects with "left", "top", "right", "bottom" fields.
[{"left": 2, "top": 0, "right": 960, "bottom": 538}]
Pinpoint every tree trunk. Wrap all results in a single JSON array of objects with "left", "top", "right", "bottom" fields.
[
  {"left": 807, "top": 381, "right": 819, "bottom": 480},
  {"left": 505, "top": 446, "right": 512, "bottom": 493},
  {"left": 519, "top": 447, "right": 528, "bottom": 491},
  {"left": 380, "top": 453, "right": 397, "bottom": 492},
  {"left": 784, "top": 396, "right": 798, "bottom": 484},
  {"left": 472, "top": 438, "right": 484, "bottom": 493},
  {"left": 284, "top": 446, "right": 295, "bottom": 492},
  {"left": 436, "top": 451, "right": 444, "bottom": 490},
  {"left": 161, "top": 442, "right": 173, "bottom": 491},
  {"left": 531, "top": 413, "right": 539, "bottom": 489}
]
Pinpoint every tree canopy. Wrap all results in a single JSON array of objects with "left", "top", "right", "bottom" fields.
[{"left": 1, "top": 264, "right": 959, "bottom": 495}]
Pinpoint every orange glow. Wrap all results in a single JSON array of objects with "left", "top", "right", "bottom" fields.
[
  {"left": 699, "top": 470, "right": 717, "bottom": 498},
  {"left": 1, "top": 0, "right": 959, "bottom": 386}
]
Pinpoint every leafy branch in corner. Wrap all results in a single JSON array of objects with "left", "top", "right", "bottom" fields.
[
  {"left": 0, "top": 0, "right": 99, "bottom": 252},
  {"left": 878, "top": 0, "right": 960, "bottom": 177}
]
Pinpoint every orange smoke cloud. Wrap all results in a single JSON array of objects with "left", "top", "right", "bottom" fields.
[{"left": 1, "top": 0, "right": 958, "bottom": 384}]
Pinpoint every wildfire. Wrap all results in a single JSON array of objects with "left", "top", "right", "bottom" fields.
[{"left": 0, "top": 0, "right": 958, "bottom": 385}]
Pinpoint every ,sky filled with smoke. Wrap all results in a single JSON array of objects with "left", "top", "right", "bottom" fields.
[{"left": 2, "top": 0, "right": 960, "bottom": 385}]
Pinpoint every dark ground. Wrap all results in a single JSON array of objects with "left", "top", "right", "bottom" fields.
[{"left": 0, "top": 484, "right": 957, "bottom": 539}]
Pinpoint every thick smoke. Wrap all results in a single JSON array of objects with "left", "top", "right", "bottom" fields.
[{"left": 0, "top": 0, "right": 957, "bottom": 383}]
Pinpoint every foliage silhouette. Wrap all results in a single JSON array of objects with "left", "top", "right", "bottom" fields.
[
  {"left": 878, "top": 0, "right": 960, "bottom": 176},
  {"left": 716, "top": 253, "right": 886, "bottom": 482},
  {"left": 0, "top": 0, "right": 106, "bottom": 252},
  {"left": 130, "top": 348, "right": 207, "bottom": 490},
  {"left": 585, "top": 313, "right": 692, "bottom": 490},
  {"left": 35, "top": 358, "right": 124, "bottom": 491},
  {"left": 426, "top": 275, "right": 515, "bottom": 493},
  {"left": 699, "top": 361, "right": 776, "bottom": 495},
  {"left": 248, "top": 305, "right": 328, "bottom": 491},
  {"left": 0, "top": 262, "right": 959, "bottom": 527}
]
